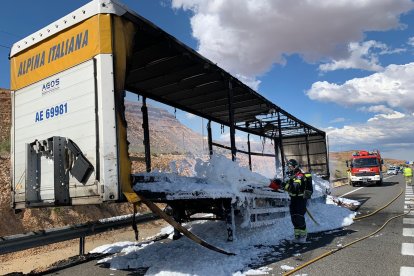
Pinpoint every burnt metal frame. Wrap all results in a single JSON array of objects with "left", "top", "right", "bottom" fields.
[
  {"left": 247, "top": 134, "right": 252, "bottom": 171},
  {"left": 122, "top": 11, "right": 325, "bottom": 137},
  {"left": 141, "top": 97, "right": 151, "bottom": 172},
  {"left": 123, "top": 9, "right": 330, "bottom": 241},
  {"left": 277, "top": 112, "right": 286, "bottom": 178},
  {"left": 121, "top": 8, "right": 328, "bottom": 176},
  {"left": 207, "top": 120, "right": 213, "bottom": 156},
  {"left": 227, "top": 80, "right": 236, "bottom": 161},
  {"left": 305, "top": 131, "right": 311, "bottom": 172}
]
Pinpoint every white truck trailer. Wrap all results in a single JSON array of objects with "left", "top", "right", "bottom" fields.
[{"left": 10, "top": 0, "right": 139, "bottom": 209}]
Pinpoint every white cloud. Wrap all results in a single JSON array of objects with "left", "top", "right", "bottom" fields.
[
  {"left": 329, "top": 117, "right": 346, "bottom": 123},
  {"left": 235, "top": 74, "right": 261, "bottom": 90},
  {"left": 306, "top": 62, "right": 414, "bottom": 112},
  {"left": 358, "top": 105, "right": 395, "bottom": 114},
  {"left": 319, "top": 41, "right": 388, "bottom": 72},
  {"left": 319, "top": 40, "right": 406, "bottom": 72},
  {"left": 326, "top": 113, "right": 414, "bottom": 155},
  {"left": 172, "top": 0, "right": 414, "bottom": 80},
  {"left": 408, "top": 37, "right": 414, "bottom": 47},
  {"left": 367, "top": 111, "right": 405, "bottom": 121}
]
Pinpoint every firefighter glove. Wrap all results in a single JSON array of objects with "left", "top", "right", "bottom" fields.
[
  {"left": 303, "top": 190, "right": 313, "bottom": 199},
  {"left": 269, "top": 178, "right": 282, "bottom": 191}
]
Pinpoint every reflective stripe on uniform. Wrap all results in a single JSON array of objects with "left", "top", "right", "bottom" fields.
[
  {"left": 289, "top": 193, "right": 304, "bottom": 197},
  {"left": 294, "top": 228, "right": 307, "bottom": 235}
]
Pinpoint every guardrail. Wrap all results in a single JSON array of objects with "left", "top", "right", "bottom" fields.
[{"left": 0, "top": 212, "right": 159, "bottom": 256}]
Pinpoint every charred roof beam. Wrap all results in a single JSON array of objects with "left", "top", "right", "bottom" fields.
[
  {"left": 162, "top": 81, "right": 226, "bottom": 102},
  {"left": 132, "top": 64, "right": 206, "bottom": 90},
  {"left": 200, "top": 97, "right": 264, "bottom": 114},
  {"left": 178, "top": 88, "right": 229, "bottom": 106},
  {"left": 147, "top": 72, "right": 224, "bottom": 97},
  {"left": 212, "top": 104, "right": 269, "bottom": 118},
  {"left": 126, "top": 53, "right": 194, "bottom": 84},
  {"left": 130, "top": 41, "right": 177, "bottom": 68}
]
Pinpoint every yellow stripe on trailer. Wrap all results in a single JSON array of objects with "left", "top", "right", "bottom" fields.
[{"left": 11, "top": 14, "right": 113, "bottom": 90}]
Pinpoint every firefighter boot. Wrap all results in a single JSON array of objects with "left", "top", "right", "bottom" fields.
[{"left": 293, "top": 229, "right": 307, "bottom": 243}]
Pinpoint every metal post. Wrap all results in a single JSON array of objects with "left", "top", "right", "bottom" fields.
[
  {"left": 79, "top": 236, "right": 85, "bottom": 256},
  {"left": 277, "top": 112, "right": 286, "bottom": 179},
  {"left": 326, "top": 134, "right": 330, "bottom": 179},
  {"left": 223, "top": 199, "right": 235, "bottom": 241},
  {"left": 207, "top": 120, "right": 213, "bottom": 156},
  {"left": 305, "top": 130, "right": 312, "bottom": 172},
  {"left": 227, "top": 80, "right": 236, "bottom": 161},
  {"left": 247, "top": 134, "right": 252, "bottom": 171},
  {"left": 202, "top": 118, "right": 205, "bottom": 152},
  {"left": 274, "top": 138, "right": 281, "bottom": 173},
  {"left": 141, "top": 97, "right": 151, "bottom": 172}
]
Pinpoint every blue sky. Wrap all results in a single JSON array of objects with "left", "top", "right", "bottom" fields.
[{"left": 1, "top": 0, "right": 414, "bottom": 160}]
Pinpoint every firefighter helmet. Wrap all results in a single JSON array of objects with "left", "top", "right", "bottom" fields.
[{"left": 287, "top": 159, "right": 300, "bottom": 171}]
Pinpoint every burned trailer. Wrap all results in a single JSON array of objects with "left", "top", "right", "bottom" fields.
[
  {"left": 119, "top": 9, "right": 330, "bottom": 179},
  {"left": 9, "top": 0, "right": 328, "bottom": 241},
  {"left": 119, "top": 0, "right": 330, "bottom": 240}
]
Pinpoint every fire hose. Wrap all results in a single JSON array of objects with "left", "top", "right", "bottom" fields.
[{"left": 284, "top": 187, "right": 408, "bottom": 276}]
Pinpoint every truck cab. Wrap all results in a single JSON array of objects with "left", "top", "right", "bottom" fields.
[{"left": 347, "top": 150, "right": 383, "bottom": 186}]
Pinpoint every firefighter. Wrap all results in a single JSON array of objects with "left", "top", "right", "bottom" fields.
[
  {"left": 404, "top": 165, "right": 413, "bottom": 185},
  {"left": 269, "top": 159, "right": 313, "bottom": 242}
]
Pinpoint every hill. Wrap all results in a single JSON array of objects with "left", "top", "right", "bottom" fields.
[
  {"left": 125, "top": 100, "right": 277, "bottom": 177},
  {"left": 125, "top": 101, "right": 205, "bottom": 155},
  {"left": 125, "top": 100, "right": 277, "bottom": 156}
]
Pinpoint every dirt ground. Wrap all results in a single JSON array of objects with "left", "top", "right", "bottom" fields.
[{"left": 0, "top": 219, "right": 168, "bottom": 275}]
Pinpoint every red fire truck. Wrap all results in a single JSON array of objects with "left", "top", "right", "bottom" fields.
[{"left": 347, "top": 150, "right": 383, "bottom": 186}]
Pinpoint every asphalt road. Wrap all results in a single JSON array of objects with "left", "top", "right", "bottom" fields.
[
  {"left": 265, "top": 173, "right": 411, "bottom": 276},
  {"left": 41, "top": 174, "right": 411, "bottom": 276}
]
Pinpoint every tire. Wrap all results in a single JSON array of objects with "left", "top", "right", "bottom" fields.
[{"left": 377, "top": 180, "right": 382, "bottom": 186}]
